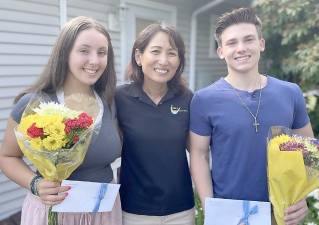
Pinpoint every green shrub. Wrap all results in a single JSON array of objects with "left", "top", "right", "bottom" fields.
[{"left": 307, "top": 95, "right": 319, "bottom": 136}]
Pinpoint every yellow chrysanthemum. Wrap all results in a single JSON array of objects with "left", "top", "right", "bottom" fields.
[
  {"left": 43, "top": 121, "right": 65, "bottom": 137},
  {"left": 51, "top": 133, "right": 67, "bottom": 145},
  {"left": 36, "top": 115, "right": 64, "bottom": 129},
  {"left": 29, "top": 137, "right": 43, "bottom": 150},
  {"left": 42, "top": 136, "right": 64, "bottom": 151}
]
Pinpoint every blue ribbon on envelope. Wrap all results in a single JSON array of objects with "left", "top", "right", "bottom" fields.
[
  {"left": 93, "top": 183, "right": 108, "bottom": 212},
  {"left": 237, "top": 200, "right": 258, "bottom": 225}
]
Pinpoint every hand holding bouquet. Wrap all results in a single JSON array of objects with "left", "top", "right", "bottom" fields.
[
  {"left": 267, "top": 126, "right": 319, "bottom": 225},
  {"left": 14, "top": 93, "right": 96, "bottom": 225}
]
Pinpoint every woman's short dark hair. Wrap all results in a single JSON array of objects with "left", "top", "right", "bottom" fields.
[
  {"left": 215, "top": 7, "right": 263, "bottom": 46},
  {"left": 127, "top": 23, "right": 187, "bottom": 93},
  {"left": 15, "top": 16, "right": 116, "bottom": 106}
]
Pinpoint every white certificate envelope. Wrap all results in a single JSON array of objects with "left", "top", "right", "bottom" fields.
[
  {"left": 52, "top": 180, "right": 120, "bottom": 213},
  {"left": 204, "top": 198, "right": 271, "bottom": 225}
]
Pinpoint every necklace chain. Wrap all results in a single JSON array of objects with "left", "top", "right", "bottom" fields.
[{"left": 231, "top": 77, "right": 262, "bottom": 133}]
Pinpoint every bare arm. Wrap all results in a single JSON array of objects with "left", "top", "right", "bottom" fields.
[
  {"left": 0, "top": 117, "right": 69, "bottom": 205},
  {"left": 293, "top": 122, "right": 314, "bottom": 138},
  {"left": 189, "top": 131, "right": 212, "bottom": 208},
  {"left": 0, "top": 117, "right": 35, "bottom": 188}
]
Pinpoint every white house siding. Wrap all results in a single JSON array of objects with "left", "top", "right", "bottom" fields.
[
  {"left": 173, "top": 4, "right": 192, "bottom": 84},
  {"left": 67, "top": 0, "right": 122, "bottom": 78},
  {"left": 195, "top": 14, "right": 226, "bottom": 89},
  {"left": 0, "top": 0, "right": 60, "bottom": 219}
]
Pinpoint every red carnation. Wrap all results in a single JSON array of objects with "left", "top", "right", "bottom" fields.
[
  {"left": 27, "top": 123, "right": 44, "bottom": 138},
  {"left": 64, "top": 119, "right": 72, "bottom": 134},
  {"left": 78, "top": 113, "right": 93, "bottom": 128},
  {"left": 64, "top": 125, "right": 71, "bottom": 134},
  {"left": 64, "top": 119, "right": 78, "bottom": 133},
  {"left": 73, "top": 135, "right": 79, "bottom": 144}
]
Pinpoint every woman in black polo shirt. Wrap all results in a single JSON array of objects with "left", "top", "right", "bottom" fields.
[{"left": 115, "top": 24, "right": 194, "bottom": 225}]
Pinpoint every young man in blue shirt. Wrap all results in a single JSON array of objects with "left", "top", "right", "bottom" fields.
[{"left": 189, "top": 7, "right": 314, "bottom": 225}]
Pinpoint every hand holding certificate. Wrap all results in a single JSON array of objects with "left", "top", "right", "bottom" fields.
[
  {"left": 204, "top": 198, "right": 271, "bottom": 225},
  {"left": 52, "top": 180, "right": 120, "bottom": 213}
]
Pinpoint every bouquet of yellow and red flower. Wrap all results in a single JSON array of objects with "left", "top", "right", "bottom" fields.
[
  {"left": 14, "top": 93, "right": 96, "bottom": 225},
  {"left": 267, "top": 126, "right": 319, "bottom": 225}
]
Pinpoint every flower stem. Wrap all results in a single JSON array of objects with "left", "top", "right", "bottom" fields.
[{"left": 48, "top": 206, "right": 58, "bottom": 225}]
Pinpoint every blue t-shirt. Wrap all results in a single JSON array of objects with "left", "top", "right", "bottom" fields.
[{"left": 190, "top": 76, "right": 310, "bottom": 201}]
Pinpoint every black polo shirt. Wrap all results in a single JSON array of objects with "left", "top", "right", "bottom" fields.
[{"left": 115, "top": 83, "right": 194, "bottom": 216}]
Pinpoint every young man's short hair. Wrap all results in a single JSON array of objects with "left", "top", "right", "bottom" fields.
[{"left": 215, "top": 7, "right": 262, "bottom": 46}]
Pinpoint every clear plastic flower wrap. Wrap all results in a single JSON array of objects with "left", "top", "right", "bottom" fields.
[
  {"left": 14, "top": 92, "right": 100, "bottom": 225},
  {"left": 267, "top": 126, "right": 319, "bottom": 225}
]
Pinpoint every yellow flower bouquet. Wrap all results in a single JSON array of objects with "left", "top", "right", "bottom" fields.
[
  {"left": 267, "top": 126, "right": 319, "bottom": 225},
  {"left": 14, "top": 93, "right": 97, "bottom": 225}
]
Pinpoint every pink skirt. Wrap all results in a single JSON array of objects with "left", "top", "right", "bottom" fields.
[{"left": 21, "top": 192, "right": 122, "bottom": 225}]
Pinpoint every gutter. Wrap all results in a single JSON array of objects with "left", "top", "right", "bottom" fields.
[
  {"left": 119, "top": 1, "right": 128, "bottom": 83},
  {"left": 189, "top": 0, "right": 225, "bottom": 90}
]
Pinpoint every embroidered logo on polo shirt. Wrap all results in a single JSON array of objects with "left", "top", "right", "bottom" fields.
[{"left": 170, "top": 105, "right": 188, "bottom": 115}]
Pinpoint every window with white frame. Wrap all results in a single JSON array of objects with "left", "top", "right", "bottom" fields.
[{"left": 209, "top": 15, "right": 218, "bottom": 58}]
